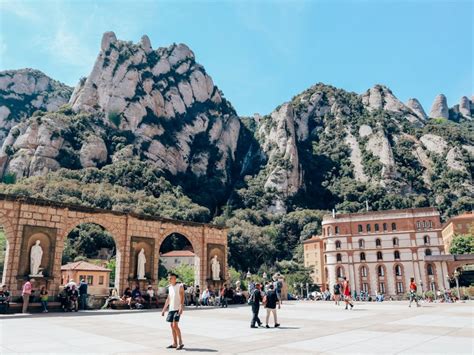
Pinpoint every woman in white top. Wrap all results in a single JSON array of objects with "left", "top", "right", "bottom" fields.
[{"left": 161, "top": 273, "right": 185, "bottom": 350}]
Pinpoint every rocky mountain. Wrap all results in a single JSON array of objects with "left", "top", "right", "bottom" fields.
[
  {"left": 0, "top": 69, "right": 72, "bottom": 146},
  {"left": 0, "top": 32, "right": 472, "bottom": 221}
]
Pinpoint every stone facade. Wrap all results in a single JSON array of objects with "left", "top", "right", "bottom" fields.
[
  {"left": 0, "top": 194, "right": 227, "bottom": 297},
  {"left": 311, "top": 208, "right": 450, "bottom": 297},
  {"left": 303, "top": 236, "right": 324, "bottom": 286},
  {"left": 441, "top": 212, "right": 474, "bottom": 252}
]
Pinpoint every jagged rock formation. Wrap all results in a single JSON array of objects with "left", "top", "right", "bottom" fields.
[
  {"left": 0, "top": 69, "right": 72, "bottom": 145},
  {"left": 429, "top": 94, "right": 449, "bottom": 119},
  {"left": 0, "top": 32, "right": 472, "bottom": 217}
]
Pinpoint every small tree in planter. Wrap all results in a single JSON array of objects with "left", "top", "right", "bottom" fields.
[{"left": 425, "top": 290, "right": 435, "bottom": 302}]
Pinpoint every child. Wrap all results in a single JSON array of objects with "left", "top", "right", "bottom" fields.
[{"left": 40, "top": 286, "right": 48, "bottom": 313}]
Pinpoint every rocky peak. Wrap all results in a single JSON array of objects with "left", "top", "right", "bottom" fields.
[
  {"left": 459, "top": 96, "right": 472, "bottom": 119},
  {"left": 69, "top": 31, "right": 228, "bottom": 131},
  {"left": 0, "top": 69, "right": 72, "bottom": 145},
  {"left": 406, "top": 98, "right": 427, "bottom": 120},
  {"left": 429, "top": 94, "right": 449, "bottom": 119},
  {"left": 361, "top": 85, "right": 424, "bottom": 123}
]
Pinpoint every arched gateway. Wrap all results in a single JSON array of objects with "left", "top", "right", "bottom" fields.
[{"left": 0, "top": 194, "right": 228, "bottom": 297}]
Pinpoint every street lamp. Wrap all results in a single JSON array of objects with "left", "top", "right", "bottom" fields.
[
  {"left": 262, "top": 272, "right": 267, "bottom": 281},
  {"left": 246, "top": 269, "right": 252, "bottom": 280},
  {"left": 306, "top": 283, "right": 309, "bottom": 299},
  {"left": 300, "top": 283, "right": 304, "bottom": 299},
  {"left": 293, "top": 283, "right": 297, "bottom": 297}
]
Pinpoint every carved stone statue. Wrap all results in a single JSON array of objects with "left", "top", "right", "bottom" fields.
[
  {"left": 211, "top": 255, "right": 220, "bottom": 281},
  {"left": 137, "top": 248, "right": 146, "bottom": 279},
  {"left": 30, "top": 240, "right": 43, "bottom": 276}
]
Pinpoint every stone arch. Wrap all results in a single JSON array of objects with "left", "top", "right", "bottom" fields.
[
  {"left": 158, "top": 228, "right": 203, "bottom": 286},
  {"left": 375, "top": 263, "right": 387, "bottom": 294},
  {"left": 0, "top": 211, "right": 16, "bottom": 285},
  {"left": 393, "top": 263, "right": 406, "bottom": 295},
  {"left": 425, "top": 262, "right": 438, "bottom": 291},
  {"left": 57, "top": 215, "right": 124, "bottom": 291}
]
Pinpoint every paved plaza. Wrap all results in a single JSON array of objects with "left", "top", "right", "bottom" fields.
[{"left": 1, "top": 301, "right": 473, "bottom": 354}]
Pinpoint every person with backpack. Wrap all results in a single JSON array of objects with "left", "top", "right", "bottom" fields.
[
  {"left": 264, "top": 284, "right": 281, "bottom": 328},
  {"left": 249, "top": 283, "right": 263, "bottom": 328},
  {"left": 333, "top": 280, "right": 341, "bottom": 305},
  {"left": 274, "top": 278, "right": 283, "bottom": 304},
  {"left": 409, "top": 277, "right": 420, "bottom": 307}
]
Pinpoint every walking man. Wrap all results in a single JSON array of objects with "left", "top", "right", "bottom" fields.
[
  {"left": 162, "top": 272, "right": 185, "bottom": 350},
  {"left": 342, "top": 277, "right": 354, "bottom": 310},
  {"left": 79, "top": 279, "right": 88, "bottom": 310},
  {"left": 409, "top": 277, "right": 421, "bottom": 307},
  {"left": 249, "top": 283, "right": 263, "bottom": 328},
  {"left": 265, "top": 284, "right": 281, "bottom": 328},
  {"left": 21, "top": 278, "right": 34, "bottom": 313},
  {"left": 333, "top": 280, "right": 341, "bottom": 305}
]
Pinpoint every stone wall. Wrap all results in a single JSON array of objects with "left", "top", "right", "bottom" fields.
[{"left": 0, "top": 194, "right": 227, "bottom": 297}]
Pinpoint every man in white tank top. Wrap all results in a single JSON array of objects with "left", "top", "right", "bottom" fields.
[{"left": 162, "top": 272, "right": 185, "bottom": 350}]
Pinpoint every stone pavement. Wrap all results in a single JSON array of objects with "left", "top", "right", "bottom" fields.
[{"left": 0, "top": 301, "right": 472, "bottom": 354}]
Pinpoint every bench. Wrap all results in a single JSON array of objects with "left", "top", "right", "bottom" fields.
[{"left": 1, "top": 302, "right": 62, "bottom": 314}]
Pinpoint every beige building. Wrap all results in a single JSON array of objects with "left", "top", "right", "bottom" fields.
[
  {"left": 310, "top": 207, "right": 450, "bottom": 297},
  {"left": 441, "top": 212, "right": 474, "bottom": 252},
  {"left": 160, "top": 250, "right": 196, "bottom": 270},
  {"left": 61, "top": 261, "right": 111, "bottom": 296},
  {"left": 303, "top": 236, "right": 324, "bottom": 287}
]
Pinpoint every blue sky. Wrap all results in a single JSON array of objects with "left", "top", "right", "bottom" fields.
[{"left": 1, "top": 0, "right": 472, "bottom": 116}]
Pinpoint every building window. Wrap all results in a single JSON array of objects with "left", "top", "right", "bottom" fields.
[
  {"left": 324, "top": 243, "right": 327, "bottom": 251},
  {"left": 422, "top": 221, "right": 426, "bottom": 229},
  {"left": 99, "top": 276, "right": 104, "bottom": 285},
  {"left": 394, "top": 250, "right": 400, "bottom": 260},
  {"left": 374, "top": 223, "right": 379, "bottom": 232},
  {"left": 429, "top": 220, "right": 433, "bottom": 229},
  {"left": 362, "top": 283, "right": 369, "bottom": 293},
  {"left": 377, "top": 265, "right": 385, "bottom": 277},
  {"left": 395, "top": 264, "right": 402, "bottom": 276},
  {"left": 335, "top": 240, "right": 341, "bottom": 249},
  {"left": 336, "top": 267, "right": 344, "bottom": 278},
  {"left": 335, "top": 226, "right": 339, "bottom": 235},
  {"left": 376, "top": 238, "right": 381, "bottom": 247},
  {"left": 393, "top": 237, "right": 399, "bottom": 246},
  {"left": 391, "top": 223, "right": 397, "bottom": 231},
  {"left": 323, "top": 228, "right": 325, "bottom": 237},
  {"left": 416, "top": 221, "right": 421, "bottom": 230},
  {"left": 359, "top": 239, "right": 365, "bottom": 249},
  {"left": 336, "top": 253, "right": 342, "bottom": 262},
  {"left": 360, "top": 252, "right": 366, "bottom": 261},
  {"left": 425, "top": 249, "right": 432, "bottom": 256},
  {"left": 328, "top": 227, "right": 332, "bottom": 236},
  {"left": 324, "top": 255, "right": 327, "bottom": 263},
  {"left": 79, "top": 275, "right": 86, "bottom": 282},
  {"left": 377, "top": 251, "right": 383, "bottom": 260},
  {"left": 379, "top": 282, "right": 386, "bottom": 294},
  {"left": 325, "top": 268, "right": 328, "bottom": 279},
  {"left": 87, "top": 275, "right": 93, "bottom": 285},
  {"left": 423, "top": 235, "right": 430, "bottom": 245},
  {"left": 358, "top": 224, "right": 363, "bottom": 233},
  {"left": 366, "top": 224, "right": 371, "bottom": 233},
  {"left": 360, "top": 266, "right": 368, "bottom": 277},
  {"left": 383, "top": 223, "right": 387, "bottom": 231},
  {"left": 427, "top": 264, "right": 434, "bottom": 276},
  {"left": 397, "top": 282, "right": 404, "bottom": 294}
]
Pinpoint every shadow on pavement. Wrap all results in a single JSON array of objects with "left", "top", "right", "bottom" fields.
[{"left": 183, "top": 348, "right": 218, "bottom": 352}]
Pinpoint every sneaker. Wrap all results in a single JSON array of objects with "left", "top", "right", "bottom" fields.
[
  {"left": 275, "top": 323, "right": 280, "bottom": 328},
  {"left": 350, "top": 304, "right": 354, "bottom": 309},
  {"left": 265, "top": 325, "right": 270, "bottom": 328},
  {"left": 250, "top": 325, "right": 258, "bottom": 328}
]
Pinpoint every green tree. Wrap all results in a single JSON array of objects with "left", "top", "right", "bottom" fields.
[{"left": 449, "top": 234, "right": 474, "bottom": 255}]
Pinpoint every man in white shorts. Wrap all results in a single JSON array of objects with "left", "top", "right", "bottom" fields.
[{"left": 162, "top": 272, "right": 185, "bottom": 350}]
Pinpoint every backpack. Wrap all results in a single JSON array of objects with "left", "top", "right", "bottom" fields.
[
  {"left": 247, "top": 290, "right": 256, "bottom": 306},
  {"left": 277, "top": 281, "right": 283, "bottom": 290}
]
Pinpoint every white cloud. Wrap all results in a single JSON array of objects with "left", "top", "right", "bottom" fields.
[{"left": 0, "top": 0, "right": 42, "bottom": 21}]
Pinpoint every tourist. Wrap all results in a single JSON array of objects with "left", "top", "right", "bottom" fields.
[
  {"left": 0, "top": 284, "right": 11, "bottom": 314},
  {"left": 102, "top": 288, "right": 121, "bottom": 309},
  {"left": 59, "top": 286, "right": 70, "bottom": 311},
  {"left": 201, "top": 287, "right": 210, "bottom": 306},
  {"left": 161, "top": 272, "right": 185, "bottom": 350},
  {"left": 78, "top": 279, "right": 88, "bottom": 310},
  {"left": 274, "top": 277, "right": 283, "bottom": 304},
  {"left": 66, "top": 279, "right": 77, "bottom": 288},
  {"left": 68, "top": 284, "right": 79, "bottom": 312},
  {"left": 131, "top": 284, "right": 145, "bottom": 308},
  {"left": 40, "top": 286, "right": 49, "bottom": 313},
  {"left": 333, "top": 280, "right": 341, "bottom": 305},
  {"left": 219, "top": 284, "right": 228, "bottom": 308},
  {"left": 409, "top": 277, "right": 420, "bottom": 308},
  {"left": 21, "top": 278, "right": 34, "bottom": 313},
  {"left": 342, "top": 277, "right": 354, "bottom": 310},
  {"left": 194, "top": 285, "right": 201, "bottom": 307},
  {"left": 249, "top": 283, "right": 263, "bottom": 328},
  {"left": 122, "top": 287, "right": 133, "bottom": 308},
  {"left": 144, "top": 285, "right": 158, "bottom": 308},
  {"left": 264, "top": 284, "right": 281, "bottom": 328}
]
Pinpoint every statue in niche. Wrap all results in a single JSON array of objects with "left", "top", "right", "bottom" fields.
[
  {"left": 30, "top": 240, "right": 44, "bottom": 276},
  {"left": 137, "top": 248, "right": 146, "bottom": 280},
  {"left": 211, "top": 255, "right": 220, "bottom": 281}
]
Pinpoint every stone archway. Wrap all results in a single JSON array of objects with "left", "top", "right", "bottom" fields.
[{"left": 0, "top": 210, "right": 15, "bottom": 286}]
